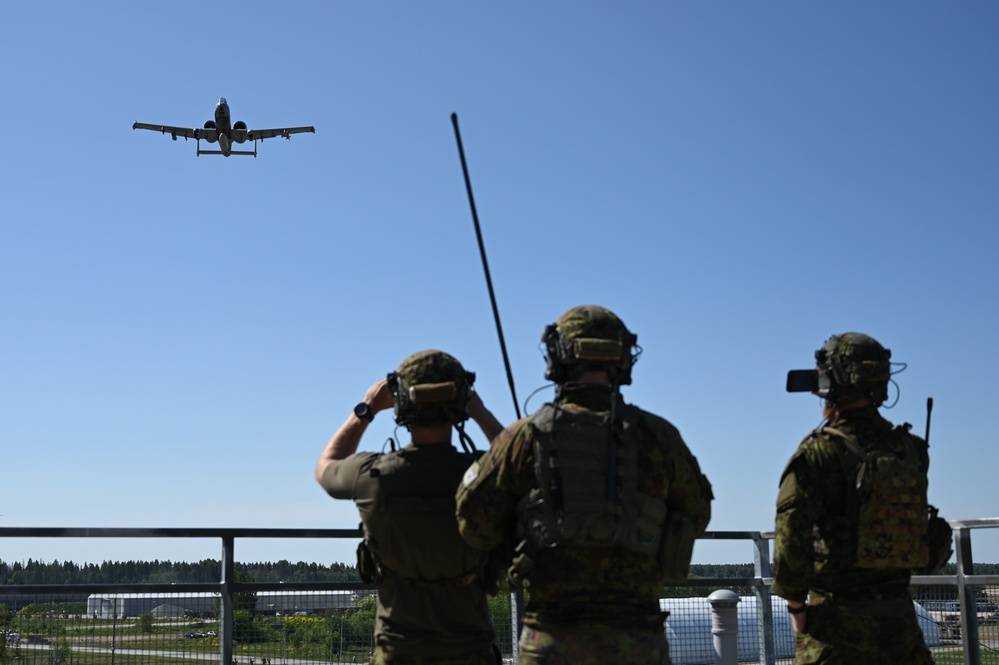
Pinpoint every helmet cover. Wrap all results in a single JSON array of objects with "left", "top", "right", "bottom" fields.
[
  {"left": 543, "top": 305, "right": 638, "bottom": 384},
  {"left": 816, "top": 332, "right": 892, "bottom": 404},
  {"left": 389, "top": 350, "right": 474, "bottom": 426}
]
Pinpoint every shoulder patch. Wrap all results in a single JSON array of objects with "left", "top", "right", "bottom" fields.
[{"left": 462, "top": 461, "right": 480, "bottom": 487}]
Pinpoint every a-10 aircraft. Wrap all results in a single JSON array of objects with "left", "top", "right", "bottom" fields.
[{"left": 132, "top": 97, "right": 315, "bottom": 157}]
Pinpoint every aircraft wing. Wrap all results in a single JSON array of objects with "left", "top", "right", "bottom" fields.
[
  {"left": 132, "top": 122, "right": 217, "bottom": 142},
  {"left": 236, "top": 126, "right": 316, "bottom": 142}
]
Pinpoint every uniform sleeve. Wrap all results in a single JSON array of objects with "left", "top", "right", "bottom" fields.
[
  {"left": 771, "top": 442, "right": 824, "bottom": 601},
  {"left": 455, "top": 418, "right": 533, "bottom": 551},
  {"left": 642, "top": 414, "right": 713, "bottom": 537},
  {"left": 319, "top": 453, "right": 377, "bottom": 500},
  {"left": 671, "top": 448, "right": 713, "bottom": 537}
]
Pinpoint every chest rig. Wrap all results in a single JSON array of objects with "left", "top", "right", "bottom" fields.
[{"left": 358, "top": 449, "right": 485, "bottom": 587}]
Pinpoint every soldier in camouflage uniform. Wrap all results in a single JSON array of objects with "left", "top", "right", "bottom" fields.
[
  {"left": 773, "top": 333, "right": 935, "bottom": 665},
  {"left": 315, "top": 350, "right": 505, "bottom": 665},
  {"left": 456, "top": 306, "right": 713, "bottom": 665}
]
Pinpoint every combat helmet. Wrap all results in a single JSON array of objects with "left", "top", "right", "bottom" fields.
[
  {"left": 387, "top": 350, "right": 475, "bottom": 427},
  {"left": 543, "top": 305, "right": 639, "bottom": 385},
  {"left": 815, "top": 332, "right": 892, "bottom": 405}
]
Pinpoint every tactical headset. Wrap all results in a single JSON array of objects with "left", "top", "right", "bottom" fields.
[
  {"left": 542, "top": 322, "right": 639, "bottom": 385},
  {"left": 386, "top": 368, "right": 476, "bottom": 427},
  {"left": 817, "top": 334, "right": 892, "bottom": 404}
]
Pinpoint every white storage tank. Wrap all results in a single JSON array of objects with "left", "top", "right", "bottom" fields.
[{"left": 660, "top": 595, "right": 940, "bottom": 664}]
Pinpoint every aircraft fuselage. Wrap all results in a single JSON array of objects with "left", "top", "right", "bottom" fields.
[
  {"left": 214, "top": 98, "right": 233, "bottom": 137},
  {"left": 214, "top": 97, "right": 233, "bottom": 156}
]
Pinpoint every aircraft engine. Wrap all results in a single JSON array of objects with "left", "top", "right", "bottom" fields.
[
  {"left": 232, "top": 120, "right": 247, "bottom": 143},
  {"left": 203, "top": 119, "right": 218, "bottom": 143}
]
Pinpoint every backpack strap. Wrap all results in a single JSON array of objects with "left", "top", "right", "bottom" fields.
[{"left": 821, "top": 426, "right": 862, "bottom": 457}]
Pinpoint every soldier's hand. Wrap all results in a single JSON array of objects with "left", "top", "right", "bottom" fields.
[
  {"left": 467, "top": 389, "right": 486, "bottom": 420},
  {"left": 363, "top": 379, "right": 394, "bottom": 414},
  {"left": 467, "top": 389, "right": 505, "bottom": 443},
  {"left": 790, "top": 607, "right": 808, "bottom": 633}
]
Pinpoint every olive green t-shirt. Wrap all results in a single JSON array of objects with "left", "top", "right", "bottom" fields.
[{"left": 322, "top": 443, "right": 495, "bottom": 656}]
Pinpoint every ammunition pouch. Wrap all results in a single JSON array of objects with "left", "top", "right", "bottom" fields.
[
  {"left": 658, "top": 512, "right": 697, "bottom": 583},
  {"left": 915, "top": 505, "right": 953, "bottom": 574},
  {"left": 506, "top": 540, "right": 536, "bottom": 590},
  {"left": 481, "top": 539, "right": 515, "bottom": 595},
  {"left": 356, "top": 540, "right": 380, "bottom": 584}
]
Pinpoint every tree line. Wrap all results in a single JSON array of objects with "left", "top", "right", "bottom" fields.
[
  {"left": 0, "top": 558, "right": 988, "bottom": 587},
  {"left": 0, "top": 559, "right": 360, "bottom": 585}
]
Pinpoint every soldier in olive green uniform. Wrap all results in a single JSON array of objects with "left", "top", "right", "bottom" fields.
[
  {"left": 774, "top": 333, "right": 938, "bottom": 665},
  {"left": 456, "top": 306, "right": 713, "bottom": 665},
  {"left": 315, "top": 350, "right": 505, "bottom": 665}
]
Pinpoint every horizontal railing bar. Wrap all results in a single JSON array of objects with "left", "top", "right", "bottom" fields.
[
  {"left": 912, "top": 575, "right": 958, "bottom": 585},
  {"left": 1, "top": 583, "right": 224, "bottom": 594},
  {"left": 0, "top": 527, "right": 831, "bottom": 541},
  {"left": 0, "top": 579, "right": 786, "bottom": 595},
  {"left": 0, "top": 581, "right": 375, "bottom": 595},
  {"left": 947, "top": 518, "right": 999, "bottom": 529},
  {"left": 235, "top": 581, "right": 372, "bottom": 592},
  {"left": 699, "top": 531, "right": 769, "bottom": 540},
  {"left": 0, "top": 527, "right": 363, "bottom": 538},
  {"left": 959, "top": 575, "right": 999, "bottom": 585},
  {"left": 667, "top": 577, "right": 770, "bottom": 588}
]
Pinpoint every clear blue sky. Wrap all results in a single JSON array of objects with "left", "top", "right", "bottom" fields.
[{"left": 2, "top": 2, "right": 997, "bottom": 568}]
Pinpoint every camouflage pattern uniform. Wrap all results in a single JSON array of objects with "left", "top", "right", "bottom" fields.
[
  {"left": 773, "top": 407, "right": 935, "bottom": 664},
  {"left": 456, "top": 383, "right": 712, "bottom": 665}
]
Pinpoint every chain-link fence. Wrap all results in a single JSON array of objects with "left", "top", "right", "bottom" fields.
[
  {"left": 1, "top": 590, "right": 375, "bottom": 664},
  {"left": 2, "top": 523, "right": 998, "bottom": 664},
  {"left": 5, "top": 587, "right": 993, "bottom": 665}
]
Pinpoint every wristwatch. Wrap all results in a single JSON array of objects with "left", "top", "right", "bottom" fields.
[{"left": 353, "top": 402, "right": 374, "bottom": 422}]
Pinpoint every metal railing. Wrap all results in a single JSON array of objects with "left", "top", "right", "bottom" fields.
[
  {"left": 1, "top": 521, "right": 997, "bottom": 664},
  {"left": 694, "top": 520, "right": 999, "bottom": 665}
]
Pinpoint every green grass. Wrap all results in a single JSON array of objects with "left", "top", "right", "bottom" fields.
[{"left": 929, "top": 623, "right": 999, "bottom": 664}]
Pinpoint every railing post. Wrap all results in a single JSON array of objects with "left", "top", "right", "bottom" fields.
[
  {"left": 220, "top": 535, "right": 235, "bottom": 665},
  {"left": 955, "top": 526, "right": 980, "bottom": 665},
  {"left": 708, "top": 589, "right": 740, "bottom": 665},
  {"left": 510, "top": 591, "right": 521, "bottom": 662},
  {"left": 752, "top": 534, "right": 776, "bottom": 665}
]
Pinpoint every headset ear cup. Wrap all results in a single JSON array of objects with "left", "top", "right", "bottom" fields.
[
  {"left": 543, "top": 323, "right": 563, "bottom": 383},
  {"left": 455, "top": 372, "right": 474, "bottom": 422},
  {"left": 618, "top": 332, "right": 638, "bottom": 384},
  {"left": 386, "top": 371, "right": 408, "bottom": 425}
]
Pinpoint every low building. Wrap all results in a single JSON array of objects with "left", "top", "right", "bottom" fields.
[{"left": 87, "top": 590, "right": 360, "bottom": 618}]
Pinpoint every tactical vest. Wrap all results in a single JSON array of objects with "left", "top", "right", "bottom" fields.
[
  {"left": 823, "top": 425, "right": 931, "bottom": 569},
  {"left": 517, "top": 402, "right": 667, "bottom": 558},
  {"left": 358, "top": 449, "right": 486, "bottom": 587}
]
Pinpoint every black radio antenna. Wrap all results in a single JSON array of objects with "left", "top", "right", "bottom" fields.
[
  {"left": 925, "top": 397, "right": 934, "bottom": 445},
  {"left": 451, "top": 113, "right": 521, "bottom": 420}
]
